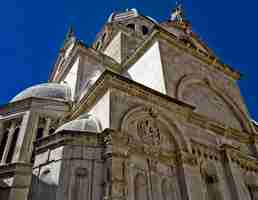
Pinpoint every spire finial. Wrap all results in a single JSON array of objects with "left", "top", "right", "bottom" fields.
[
  {"left": 171, "top": 1, "right": 185, "bottom": 23},
  {"left": 66, "top": 25, "right": 75, "bottom": 40}
]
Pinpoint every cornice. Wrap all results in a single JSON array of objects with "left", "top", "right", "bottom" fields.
[
  {"left": 34, "top": 130, "right": 104, "bottom": 154},
  {"left": 50, "top": 41, "right": 120, "bottom": 83},
  {"left": 70, "top": 70, "right": 194, "bottom": 120},
  {"left": 221, "top": 145, "right": 258, "bottom": 172},
  {"left": 70, "top": 70, "right": 254, "bottom": 144},
  {"left": 188, "top": 112, "right": 252, "bottom": 143},
  {"left": 0, "top": 97, "right": 70, "bottom": 116}
]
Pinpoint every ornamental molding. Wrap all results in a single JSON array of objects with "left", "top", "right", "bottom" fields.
[
  {"left": 120, "top": 106, "right": 191, "bottom": 153},
  {"left": 221, "top": 146, "right": 258, "bottom": 173},
  {"left": 70, "top": 71, "right": 253, "bottom": 146}
]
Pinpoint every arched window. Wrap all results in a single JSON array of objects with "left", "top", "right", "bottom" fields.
[
  {"left": 135, "top": 173, "right": 148, "bottom": 200},
  {"left": 6, "top": 127, "right": 20, "bottom": 163},
  {"left": 102, "top": 33, "right": 107, "bottom": 42},
  {"left": 126, "top": 23, "right": 135, "bottom": 31},
  {"left": 0, "top": 130, "right": 9, "bottom": 161},
  {"left": 36, "top": 128, "right": 44, "bottom": 140},
  {"left": 95, "top": 41, "right": 101, "bottom": 50},
  {"left": 142, "top": 25, "right": 149, "bottom": 35},
  {"left": 73, "top": 168, "right": 89, "bottom": 200}
]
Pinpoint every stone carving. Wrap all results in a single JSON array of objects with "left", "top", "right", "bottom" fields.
[
  {"left": 137, "top": 115, "right": 161, "bottom": 146},
  {"left": 104, "top": 134, "right": 112, "bottom": 145}
]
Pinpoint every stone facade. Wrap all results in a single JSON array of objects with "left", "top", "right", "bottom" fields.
[{"left": 0, "top": 5, "right": 258, "bottom": 200}]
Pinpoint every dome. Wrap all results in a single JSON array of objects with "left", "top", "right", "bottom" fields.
[
  {"left": 10, "top": 83, "right": 71, "bottom": 103},
  {"left": 55, "top": 114, "right": 102, "bottom": 133}
]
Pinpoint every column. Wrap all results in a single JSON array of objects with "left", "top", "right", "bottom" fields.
[
  {"left": 0, "top": 120, "right": 4, "bottom": 146},
  {"left": 43, "top": 117, "right": 52, "bottom": 137},
  {"left": 12, "top": 111, "right": 39, "bottom": 163},
  {"left": 1, "top": 121, "right": 16, "bottom": 164}
]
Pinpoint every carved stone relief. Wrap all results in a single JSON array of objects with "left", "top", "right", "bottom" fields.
[{"left": 137, "top": 115, "right": 161, "bottom": 146}]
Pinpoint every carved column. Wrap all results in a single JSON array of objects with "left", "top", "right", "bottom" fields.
[{"left": 1, "top": 121, "right": 16, "bottom": 164}]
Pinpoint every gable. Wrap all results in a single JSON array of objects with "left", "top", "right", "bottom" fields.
[{"left": 124, "top": 41, "right": 167, "bottom": 94}]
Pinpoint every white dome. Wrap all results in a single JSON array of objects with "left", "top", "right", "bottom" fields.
[
  {"left": 10, "top": 83, "right": 71, "bottom": 103},
  {"left": 55, "top": 114, "right": 102, "bottom": 133}
]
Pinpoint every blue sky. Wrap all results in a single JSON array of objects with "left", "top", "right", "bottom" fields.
[{"left": 0, "top": 0, "right": 257, "bottom": 120}]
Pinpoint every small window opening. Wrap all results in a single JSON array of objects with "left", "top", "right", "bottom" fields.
[
  {"left": 49, "top": 128, "right": 55, "bottom": 135},
  {"left": 95, "top": 41, "right": 101, "bottom": 50},
  {"left": 126, "top": 23, "right": 135, "bottom": 31},
  {"left": 36, "top": 128, "right": 44, "bottom": 140},
  {"left": 142, "top": 26, "right": 149, "bottom": 35},
  {"left": 102, "top": 33, "right": 107, "bottom": 42}
]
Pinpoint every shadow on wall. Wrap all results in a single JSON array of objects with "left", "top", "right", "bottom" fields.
[
  {"left": 28, "top": 175, "right": 58, "bottom": 200},
  {"left": 0, "top": 180, "right": 10, "bottom": 200}
]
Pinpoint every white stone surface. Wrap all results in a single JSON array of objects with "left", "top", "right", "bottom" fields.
[
  {"left": 104, "top": 32, "right": 122, "bottom": 63},
  {"left": 89, "top": 91, "right": 110, "bottom": 130},
  {"left": 62, "top": 57, "right": 80, "bottom": 100},
  {"left": 126, "top": 41, "right": 166, "bottom": 94}
]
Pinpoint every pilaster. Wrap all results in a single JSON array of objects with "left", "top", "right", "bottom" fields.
[
  {"left": 176, "top": 150, "right": 203, "bottom": 200},
  {"left": 43, "top": 117, "right": 52, "bottom": 137},
  {"left": 221, "top": 146, "right": 246, "bottom": 200}
]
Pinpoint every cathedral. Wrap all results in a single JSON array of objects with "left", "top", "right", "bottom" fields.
[{"left": 1, "top": 4, "right": 258, "bottom": 200}]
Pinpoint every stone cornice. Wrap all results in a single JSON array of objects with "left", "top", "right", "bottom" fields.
[
  {"left": 188, "top": 112, "right": 251, "bottom": 143},
  {"left": 221, "top": 144, "right": 258, "bottom": 172},
  {"left": 34, "top": 130, "right": 105, "bottom": 154},
  {"left": 70, "top": 70, "right": 194, "bottom": 120},
  {"left": 50, "top": 41, "right": 120, "bottom": 83},
  {"left": 70, "top": 70, "right": 252, "bottom": 144},
  {"left": 0, "top": 97, "right": 70, "bottom": 116}
]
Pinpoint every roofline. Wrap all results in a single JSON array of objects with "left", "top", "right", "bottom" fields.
[
  {"left": 71, "top": 69, "right": 195, "bottom": 119},
  {"left": 120, "top": 26, "right": 241, "bottom": 80}
]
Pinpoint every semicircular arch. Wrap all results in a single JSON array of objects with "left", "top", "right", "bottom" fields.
[
  {"left": 176, "top": 74, "right": 252, "bottom": 133},
  {"left": 120, "top": 106, "right": 191, "bottom": 152}
]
